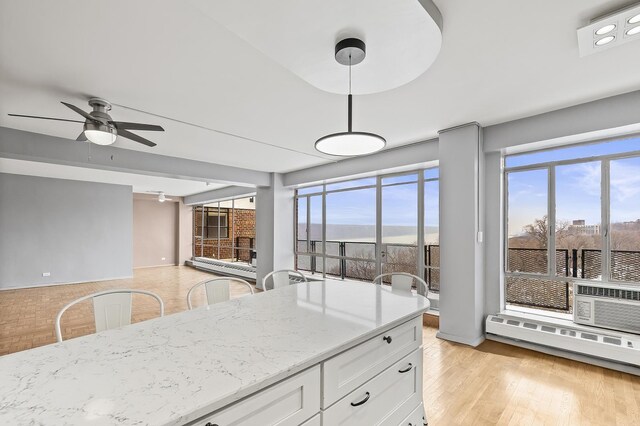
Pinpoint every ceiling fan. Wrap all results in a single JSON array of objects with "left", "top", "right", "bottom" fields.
[
  {"left": 147, "top": 191, "right": 173, "bottom": 202},
  {"left": 8, "top": 98, "right": 164, "bottom": 147}
]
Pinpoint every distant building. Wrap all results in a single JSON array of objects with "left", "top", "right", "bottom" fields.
[{"left": 569, "top": 219, "right": 600, "bottom": 236}]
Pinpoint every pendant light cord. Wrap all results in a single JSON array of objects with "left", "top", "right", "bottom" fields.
[{"left": 348, "top": 54, "right": 352, "bottom": 133}]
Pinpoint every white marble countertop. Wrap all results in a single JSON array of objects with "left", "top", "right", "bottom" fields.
[{"left": 0, "top": 280, "right": 429, "bottom": 426}]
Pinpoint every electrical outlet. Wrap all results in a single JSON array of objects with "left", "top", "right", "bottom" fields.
[{"left": 42, "top": 272, "right": 51, "bottom": 277}]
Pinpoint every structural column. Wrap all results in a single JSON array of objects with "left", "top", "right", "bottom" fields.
[
  {"left": 437, "top": 123, "right": 485, "bottom": 346},
  {"left": 255, "top": 173, "right": 295, "bottom": 289}
]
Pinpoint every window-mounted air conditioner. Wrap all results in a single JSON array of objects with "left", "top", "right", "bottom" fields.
[{"left": 574, "top": 282, "right": 640, "bottom": 335}]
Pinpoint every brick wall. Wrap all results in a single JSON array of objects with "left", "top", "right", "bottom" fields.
[{"left": 193, "top": 207, "right": 256, "bottom": 261}]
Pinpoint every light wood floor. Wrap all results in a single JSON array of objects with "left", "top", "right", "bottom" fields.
[
  {"left": 1, "top": 266, "right": 639, "bottom": 425},
  {"left": 0, "top": 266, "right": 252, "bottom": 354}
]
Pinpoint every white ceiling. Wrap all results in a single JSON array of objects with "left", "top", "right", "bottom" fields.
[
  {"left": 1, "top": 0, "right": 640, "bottom": 176},
  {"left": 194, "top": 0, "right": 442, "bottom": 95},
  {"left": 0, "top": 158, "right": 225, "bottom": 197}
]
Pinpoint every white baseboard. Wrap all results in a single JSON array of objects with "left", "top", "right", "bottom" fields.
[
  {"left": 436, "top": 331, "right": 485, "bottom": 347},
  {"left": 0, "top": 275, "right": 134, "bottom": 291}
]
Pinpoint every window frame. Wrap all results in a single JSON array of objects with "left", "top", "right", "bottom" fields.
[
  {"left": 293, "top": 167, "right": 440, "bottom": 290},
  {"left": 503, "top": 142, "right": 640, "bottom": 314}
]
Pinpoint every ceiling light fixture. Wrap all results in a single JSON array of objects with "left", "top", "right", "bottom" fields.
[
  {"left": 314, "top": 38, "right": 386, "bottom": 157},
  {"left": 84, "top": 123, "right": 117, "bottom": 145},
  {"left": 627, "top": 26, "right": 640, "bottom": 35},
  {"left": 577, "top": 3, "right": 640, "bottom": 56},
  {"left": 595, "top": 24, "right": 616, "bottom": 35},
  {"left": 595, "top": 35, "right": 616, "bottom": 46}
]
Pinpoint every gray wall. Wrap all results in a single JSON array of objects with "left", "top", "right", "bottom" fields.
[
  {"left": 0, "top": 173, "right": 133, "bottom": 289},
  {"left": 133, "top": 196, "right": 177, "bottom": 268}
]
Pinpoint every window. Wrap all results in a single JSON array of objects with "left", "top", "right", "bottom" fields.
[
  {"left": 294, "top": 168, "right": 440, "bottom": 295},
  {"left": 205, "top": 208, "right": 229, "bottom": 239},
  {"left": 504, "top": 135, "right": 640, "bottom": 316},
  {"left": 193, "top": 196, "right": 256, "bottom": 262}
]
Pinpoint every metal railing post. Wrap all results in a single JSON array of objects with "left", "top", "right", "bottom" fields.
[
  {"left": 572, "top": 249, "right": 578, "bottom": 278},
  {"left": 339, "top": 242, "right": 346, "bottom": 279},
  {"left": 311, "top": 240, "right": 317, "bottom": 274}
]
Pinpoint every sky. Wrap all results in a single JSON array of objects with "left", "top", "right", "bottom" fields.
[
  {"left": 297, "top": 171, "right": 440, "bottom": 243},
  {"left": 297, "top": 137, "right": 640, "bottom": 242},
  {"left": 507, "top": 137, "right": 640, "bottom": 237}
]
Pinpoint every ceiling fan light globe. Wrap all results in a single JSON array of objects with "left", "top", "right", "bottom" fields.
[
  {"left": 83, "top": 122, "right": 117, "bottom": 145},
  {"left": 84, "top": 129, "right": 117, "bottom": 145}
]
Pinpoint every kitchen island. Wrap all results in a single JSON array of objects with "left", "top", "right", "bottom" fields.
[{"left": 0, "top": 280, "right": 429, "bottom": 425}]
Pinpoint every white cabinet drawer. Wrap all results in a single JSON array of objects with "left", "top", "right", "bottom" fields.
[
  {"left": 323, "top": 348, "right": 423, "bottom": 426},
  {"left": 322, "top": 316, "right": 422, "bottom": 407},
  {"left": 398, "top": 403, "right": 424, "bottom": 426},
  {"left": 300, "top": 413, "right": 321, "bottom": 426},
  {"left": 197, "top": 366, "right": 320, "bottom": 426}
]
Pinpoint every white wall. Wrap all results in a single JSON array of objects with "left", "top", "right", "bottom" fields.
[
  {"left": 256, "top": 173, "right": 294, "bottom": 289},
  {"left": 0, "top": 173, "right": 133, "bottom": 289}
]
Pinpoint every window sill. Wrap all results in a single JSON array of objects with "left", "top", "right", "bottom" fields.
[{"left": 505, "top": 304, "right": 572, "bottom": 321}]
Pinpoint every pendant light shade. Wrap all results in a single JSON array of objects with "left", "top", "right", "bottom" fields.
[
  {"left": 315, "top": 38, "right": 386, "bottom": 156},
  {"left": 315, "top": 132, "right": 386, "bottom": 156}
]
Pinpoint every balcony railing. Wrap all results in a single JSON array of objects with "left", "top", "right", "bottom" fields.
[
  {"left": 507, "top": 247, "right": 640, "bottom": 312},
  {"left": 297, "top": 242, "right": 640, "bottom": 313},
  {"left": 295, "top": 240, "right": 440, "bottom": 291}
]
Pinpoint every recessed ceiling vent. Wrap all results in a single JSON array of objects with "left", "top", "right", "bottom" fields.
[{"left": 577, "top": 2, "right": 640, "bottom": 56}]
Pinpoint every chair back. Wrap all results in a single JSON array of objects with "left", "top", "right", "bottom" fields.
[
  {"left": 187, "top": 277, "right": 254, "bottom": 310},
  {"left": 262, "top": 269, "right": 308, "bottom": 290},
  {"left": 55, "top": 289, "right": 164, "bottom": 342},
  {"left": 372, "top": 272, "right": 428, "bottom": 296}
]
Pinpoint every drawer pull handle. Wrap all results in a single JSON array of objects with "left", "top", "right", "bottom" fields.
[
  {"left": 382, "top": 335, "right": 392, "bottom": 344},
  {"left": 350, "top": 392, "right": 371, "bottom": 407},
  {"left": 398, "top": 363, "right": 413, "bottom": 373}
]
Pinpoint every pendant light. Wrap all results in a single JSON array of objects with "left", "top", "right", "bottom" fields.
[{"left": 315, "top": 38, "right": 386, "bottom": 156}]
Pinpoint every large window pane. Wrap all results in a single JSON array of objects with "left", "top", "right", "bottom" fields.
[
  {"left": 309, "top": 195, "right": 323, "bottom": 252},
  {"left": 382, "top": 177, "right": 418, "bottom": 276},
  {"left": 326, "top": 188, "right": 375, "bottom": 280},
  {"left": 610, "top": 157, "right": 640, "bottom": 283},
  {"left": 424, "top": 179, "right": 439, "bottom": 293},
  {"left": 555, "top": 162, "right": 602, "bottom": 279},
  {"left": 296, "top": 197, "right": 308, "bottom": 252},
  {"left": 507, "top": 169, "right": 548, "bottom": 274},
  {"left": 505, "top": 135, "right": 640, "bottom": 168},
  {"left": 506, "top": 276, "right": 570, "bottom": 312}
]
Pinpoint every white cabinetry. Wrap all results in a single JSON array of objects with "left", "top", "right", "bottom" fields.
[
  {"left": 193, "top": 315, "right": 424, "bottom": 426},
  {"left": 197, "top": 366, "right": 320, "bottom": 426}
]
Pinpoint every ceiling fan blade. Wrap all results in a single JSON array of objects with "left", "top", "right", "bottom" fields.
[
  {"left": 117, "top": 128, "right": 157, "bottom": 147},
  {"left": 76, "top": 132, "right": 87, "bottom": 141},
  {"left": 8, "top": 113, "right": 84, "bottom": 124},
  {"left": 60, "top": 101, "right": 101, "bottom": 123},
  {"left": 110, "top": 121, "right": 164, "bottom": 132}
]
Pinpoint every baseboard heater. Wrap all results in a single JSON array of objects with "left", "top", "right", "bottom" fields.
[
  {"left": 486, "top": 314, "right": 639, "bottom": 367},
  {"left": 192, "top": 257, "right": 256, "bottom": 280}
]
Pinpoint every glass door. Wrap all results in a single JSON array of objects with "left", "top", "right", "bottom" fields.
[{"left": 378, "top": 173, "right": 420, "bottom": 279}]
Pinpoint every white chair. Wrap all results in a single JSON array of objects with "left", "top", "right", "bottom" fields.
[
  {"left": 372, "top": 272, "right": 428, "bottom": 297},
  {"left": 55, "top": 289, "right": 164, "bottom": 342},
  {"left": 261, "top": 269, "right": 308, "bottom": 291},
  {"left": 187, "top": 277, "right": 254, "bottom": 309}
]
